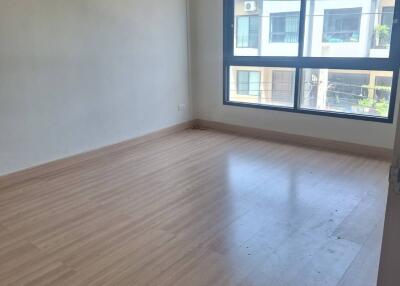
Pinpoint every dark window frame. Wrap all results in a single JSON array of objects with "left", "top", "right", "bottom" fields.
[{"left": 223, "top": 0, "right": 400, "bottom": 123}]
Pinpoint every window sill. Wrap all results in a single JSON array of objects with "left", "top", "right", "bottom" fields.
[{"left": 223, "top": 100, "right": 393, "bottom": 123}]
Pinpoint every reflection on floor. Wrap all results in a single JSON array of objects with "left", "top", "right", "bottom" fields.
[{"left": 0, "top": 129, "right": 389, "bottom": 285}]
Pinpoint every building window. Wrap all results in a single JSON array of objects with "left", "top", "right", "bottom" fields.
[
  {"left": 270, "top": 12, "right": 300, "bottom": 43},
  {"left": 237, "top": 70, "right": 261, "bottom": 96},
  {"left": 272, "top": 71, "right": 295, "bottom": 102},
  {"left": 378, "top": 7, "right": 395, "bottom": 47},
  {"left": 382, "top": 7, "right": 395, "bottom": 27},
  {"left": 225, "top": 0, "right": 399, "bottom": 122},
  {"left": 375, "top": 76, "right": 392, "bottom": 101},
  {"left": 236, "top": 15, "right": 259, "bottom": 48},
  {"left": 323, "top": 8, "right": 362, "bottom": 43}
]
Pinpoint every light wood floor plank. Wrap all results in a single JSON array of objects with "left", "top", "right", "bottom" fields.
[{"left": 0, "top": 129, "right": 389, "bottom": 285}]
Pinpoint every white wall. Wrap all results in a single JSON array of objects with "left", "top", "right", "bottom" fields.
[
  {"left": 0, "top": 0, "right": 192, "bottom": 176},
  {"left": 261, "top": 1, "right": 299, "bottom": 57},
  {"left": 190, "top": 0, "right": 399, "bottom": 149}
]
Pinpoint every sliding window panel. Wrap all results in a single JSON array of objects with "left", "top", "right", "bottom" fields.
[
  {"left": 229, "top": 66, "right": 296, "bottom": 107},
  {"left": 299, "top": 68, "right": 393, "bottom": 117},
  {"left": 234, "top": 0, "right": 301, "bottom": 56},
  {"left": 303, "top": 0, "right": 395, "bottom": 58}
]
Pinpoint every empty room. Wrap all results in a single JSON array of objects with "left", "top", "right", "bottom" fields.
[{"left": 1, "top": 0, "right": 400, "bottom": 285}]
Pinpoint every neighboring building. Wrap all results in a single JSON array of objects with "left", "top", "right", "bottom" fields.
[{"left": 230, "top": 0, "right": 394, "bottom": 117}]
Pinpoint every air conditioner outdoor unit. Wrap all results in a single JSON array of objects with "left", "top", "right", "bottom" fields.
[{"left": 244, "top": 1, "right": 257, "bottom": 12}]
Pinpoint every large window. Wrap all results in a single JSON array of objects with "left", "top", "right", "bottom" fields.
[{"left": 225, "top": 0, "right": 399, "bottom": 122}]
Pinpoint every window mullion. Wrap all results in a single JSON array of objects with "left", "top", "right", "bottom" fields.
[
  {"left": 223, "top": 0, "right": 234, "bottom": 58},
  {"left": 294, "top": 0, "right": 307, "bottom": 110},
  {"left": 390, "top": 0, "right": 400, "bottom": 66},
  {"left": 298, "top": 0, "right": 307, "bottom": 58}
]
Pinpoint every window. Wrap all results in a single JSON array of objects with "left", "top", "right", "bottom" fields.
[
  {"left": 375, "top": 76, "right": 392, "bottom": 102},
  {"left": 382, "top": 7, "right": 395, "bottom": 27},
  {"left": 323, "top": 8, "right": 362, "bottom": 43},
  {"left": 230, "top": 67, "right": 295, "bottom": 107},
  {"left": 303, "top": 0, "right": 396, "bottom": 58},
  {"left": 236, "top": 16, "right": 259, "bottom": 48},
  {"left": 224, "top": 0, "right": 399, "bottom": 122},
  {"left": 270, "top": 12, "right": 300, "bottom": 43},
  {"left": 234, "top": 0, "right": 301, "bottom": 56},
  {"left": 237, "top": 70, "right": 261, "bottom": 96},
  {"left": 300, "top": 69, "right": 393, "bottom": 117},
  {"left": 272, "top": 71, "right": 295, "bottom": 103},
  {"left": 378, "top": 7, "right": 395, "bottom": 48}
]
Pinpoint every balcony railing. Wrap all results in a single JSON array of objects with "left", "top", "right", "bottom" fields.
[{"left": 269, "top": 32, "right": 299, "bottom": 43}]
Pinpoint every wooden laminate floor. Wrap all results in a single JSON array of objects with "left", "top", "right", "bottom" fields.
[{"left": 0, "top": 129, "right": 389, "bottom": 286}]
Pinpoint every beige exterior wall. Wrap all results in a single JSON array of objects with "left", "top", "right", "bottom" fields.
[{"left": 230, "top": 66, "right": 295, "bottom": 106}]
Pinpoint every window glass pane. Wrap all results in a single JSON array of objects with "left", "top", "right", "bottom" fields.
[
  {"left": 249, "top": 71, "right": 261, "bottom": 96},
  {"left": 237, "top": 16, "right": 251, "bottom": 48},
  {"left": 381, "top": 6, "right": 395, "bottom": 47},
  {"left": 323, "top": 8, "right": 362, "bottom": 43},
  {"left": 249, "top": 16, "right": 260, "bottom": 48},
  {"left": 234, "top": 0, "right": 301, "bottom": 56},
  {"left": 237, "top": 71, "right": 250, "bottom": 94},
  {"left": 300, "top": 68, "right": 393, "bottom": 117},
  {"left": 382, "top": 7, "right": 395, "bottom": 26},
  {"left": 230, "top": 66, "right": 296, "bottom": 107},
  {"left": 304, "top": 0, "right": 395, "bottom": 58},
  {"left": 270, "top": 12, "right": 300, "bottom": 43}
]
